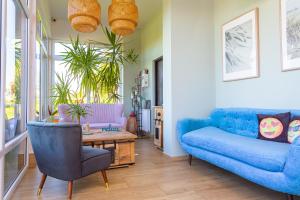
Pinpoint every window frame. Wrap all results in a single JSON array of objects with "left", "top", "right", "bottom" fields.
[
  {"left": 36, "top": 9, "right": 49, "bottom": 120},
  {"left": 0, "top": 0, "right": 30, "bottom": 199}
]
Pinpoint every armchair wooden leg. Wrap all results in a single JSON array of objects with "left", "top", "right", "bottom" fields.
[
  {"left": 286, "top": 194, "right": 294, "bottom": 200},
  {"left": 188, "top": 154, "right": 192, "bottom": 166},
  {"left": 37, "top": 174, "right": 47, "bottom": 196},
  {"left": 68, "top": 181, "right": 73, "bottom": 199},
  {"left": 101, "top": 170, "right": 109, "bottom": 189}
]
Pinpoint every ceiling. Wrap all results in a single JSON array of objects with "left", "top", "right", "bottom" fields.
[{"left": 48, "top": 0, "right": 162, "bottom": 28}]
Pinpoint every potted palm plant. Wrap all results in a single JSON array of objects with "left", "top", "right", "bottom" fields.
[
  {"left": 60, "top": 27, "right": 138, "bottom": 103},
  {"left": 66, "top": 104, "right": 90, "bottom": 124},
  {"left": 51, "top": 73, "right": 73, "bottom": 109}
]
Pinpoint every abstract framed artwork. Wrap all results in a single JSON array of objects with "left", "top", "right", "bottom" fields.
[
  {"left": 281, "top": 0, "right": 300, "bottom": 71},
  {"left": 222, "top": 9, "right": 260, "bottom": 81}
]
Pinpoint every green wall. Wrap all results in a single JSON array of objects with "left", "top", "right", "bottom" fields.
[
  {"left": 214, "top": 0, "right": 300, "bottom": 109},
  {"left": 140, "top": 9, "right": 163, "bottom": 104}
]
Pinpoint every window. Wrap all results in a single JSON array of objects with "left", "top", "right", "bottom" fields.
[
  {"left": 4, "top": 139, "right": 27, "bottom": 194},
  {"left": 52, "top": 42, "right": 123, "bottom": 105},
  {"left": 35, "top": 10, "right": 49, "bottom": 120},
  {"left": 0, "top": 0, "right": 29, "bottom": 198},
  {"left": 4, "top": 0, "right": 28, "bottom": 142}
]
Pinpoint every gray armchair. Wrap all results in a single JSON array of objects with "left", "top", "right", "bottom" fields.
[{"left": 27, "top": 122, "right": 111, "bottom": 199}]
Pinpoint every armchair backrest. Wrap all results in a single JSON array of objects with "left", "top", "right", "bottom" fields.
[{"left": 27, "top": 122, "right": 82, "bottom": 181}]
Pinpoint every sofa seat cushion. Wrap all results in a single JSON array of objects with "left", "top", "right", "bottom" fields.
[
  {"left": 88, "top": 123, "right": 123, "bottom": 129},
  {"left": 81, "top": 147, "right": 111, "bottom": 177},
  {"left": 182, "top": 127, "right": 290, "bottom": 172}
]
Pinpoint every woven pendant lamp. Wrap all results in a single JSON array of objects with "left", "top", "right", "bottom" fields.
[
  {"left": 68, "top": 0, "right": 101, "bottom": 33},
  {"left": 108, "top": 0, "right": 139, "bottom": 36}
]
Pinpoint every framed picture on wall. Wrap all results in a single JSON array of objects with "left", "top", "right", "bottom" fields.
[
  {"left": 281, "top": 0, "right": 300, "bottom": 71},
  {"left": 222, "top": 8, "right": 260, "bottom": 81}
]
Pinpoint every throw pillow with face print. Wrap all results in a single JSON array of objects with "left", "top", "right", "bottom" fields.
[
  {"left": 257, "top": 112, "right": 290, "bottom": 143},
  {"left": 288, "top": 117, "right": 300, "bottom": 144}
]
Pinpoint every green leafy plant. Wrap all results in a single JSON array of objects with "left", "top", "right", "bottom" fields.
[
  {"left": 96, "top": 27, "right": 138, "bottom": 103},
  {"left": 47, "top": 105, "right": 58, "bottom": 122},
  {"left": 66, "top": 104, "right": 90, "bottom": 124},
  {"left": 61, "top": 36, "right": 101, "bottom": 99},
  {"left": 51, "top": 73, "right": 73, "bottom": 109},
  {"left": 59, "top": 27, "right": 138, "bottom": 104}
]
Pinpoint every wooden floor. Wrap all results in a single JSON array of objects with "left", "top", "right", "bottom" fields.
[{"left": 12, "top": 138, "right": 298, "bottom": 200}]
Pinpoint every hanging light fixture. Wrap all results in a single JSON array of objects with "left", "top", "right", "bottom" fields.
[
  {"left": 108, "top": 0, "right": 139, "bottom": 36},
  {"left": 68, "top": 0, "right": 101, "bottom": 33}
]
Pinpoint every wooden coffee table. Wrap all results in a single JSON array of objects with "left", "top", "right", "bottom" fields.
[{"left": 82, "top": 130, "right": 137, "bottom": 168}]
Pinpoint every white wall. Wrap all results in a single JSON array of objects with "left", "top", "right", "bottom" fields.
[
  {"left": 140, "top": 9, "right": 163, "bottom": 103},
  {"left": 163, "top": 0, "right": 215, "bottom": 157},
  {"left": 123, "top": 7, "right": 163, "bottom": 117},
  {"left": 123, "top": 31, "right": 142, "bottom": 116},
  {"left": 51, "top": 19, "right": 107, "bottom": 42},
  {"left": 214, "top": 0, "right": 300, "bottom": 109}
]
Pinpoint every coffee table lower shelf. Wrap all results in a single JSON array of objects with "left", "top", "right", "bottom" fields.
[{"left": 82, "top": 131, "right": 137, "bottom": 169}]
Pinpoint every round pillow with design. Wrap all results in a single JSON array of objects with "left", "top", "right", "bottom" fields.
[
  {"left": 257, "top": 112, "right": 291, "bottom": 143},
  {"left": 288, "top": 117, "right": 300, "bottom": 144}
]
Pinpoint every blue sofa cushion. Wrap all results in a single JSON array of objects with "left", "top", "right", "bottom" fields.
[{"left": 182, "top": 127, "right": 290, "bottom": 172}]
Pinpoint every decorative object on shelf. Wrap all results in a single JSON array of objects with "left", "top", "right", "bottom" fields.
[
  {"left": 153, "top": 106, "right": 163, "bottom": 149},
  {"left": 145, "top": 100, "right": 151, "bottom": 109},
  {"left": 141, "top": 69, "right": 149, "bottom": 88},
  {"left": 68, "top": 0, "right": 101, "bottom": 33},
  {"left": 281, "top": 0, "right": 300, "bottom": 71},
  {"left": 222, "top": 9, "right": 259, "bottom": 81},
  {"left": 126, "top": 112, "right": 138, "bottom": 135},
  {"left": 131, "top": 72, "right": 145, "bottom": 137},
  {"left": 108, "top": 0, "right": 139, "bottom": 36}
]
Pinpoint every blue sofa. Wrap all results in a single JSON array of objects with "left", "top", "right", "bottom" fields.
[{"left": 177, "top": 108, "right": 300, "bottom": 198}]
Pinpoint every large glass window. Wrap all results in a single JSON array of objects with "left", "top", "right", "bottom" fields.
[
  {"left": 4, "top": 139, "right": 27, "bottom": 194},
  {"left": 1, "top": 0, "right": 29, "bottom": 198},
  {"left": 52, "top": 42, "right": 122, "bottom": 105},
  {"left": 4, "top": 0, "right": 28, "bottom": 143}
]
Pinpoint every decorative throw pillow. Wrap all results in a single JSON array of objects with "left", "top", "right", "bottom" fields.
[
  {"left": 288, "top": 117, "right": 300, "bottom": 144},
  {"left": 257, "top": 112, "right": 290, "bottom": 143}
]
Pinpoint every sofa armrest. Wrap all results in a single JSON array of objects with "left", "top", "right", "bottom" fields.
[
  {"left": 176, "top": 118, "right": 212, "bottom": 143},
  {"left": 284, "top": 136, "right": 300, "bottom": 180}
]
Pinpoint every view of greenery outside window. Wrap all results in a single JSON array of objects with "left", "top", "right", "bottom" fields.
[{"left": 3, "top": 0, "right": 28, "bottom": 196}]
